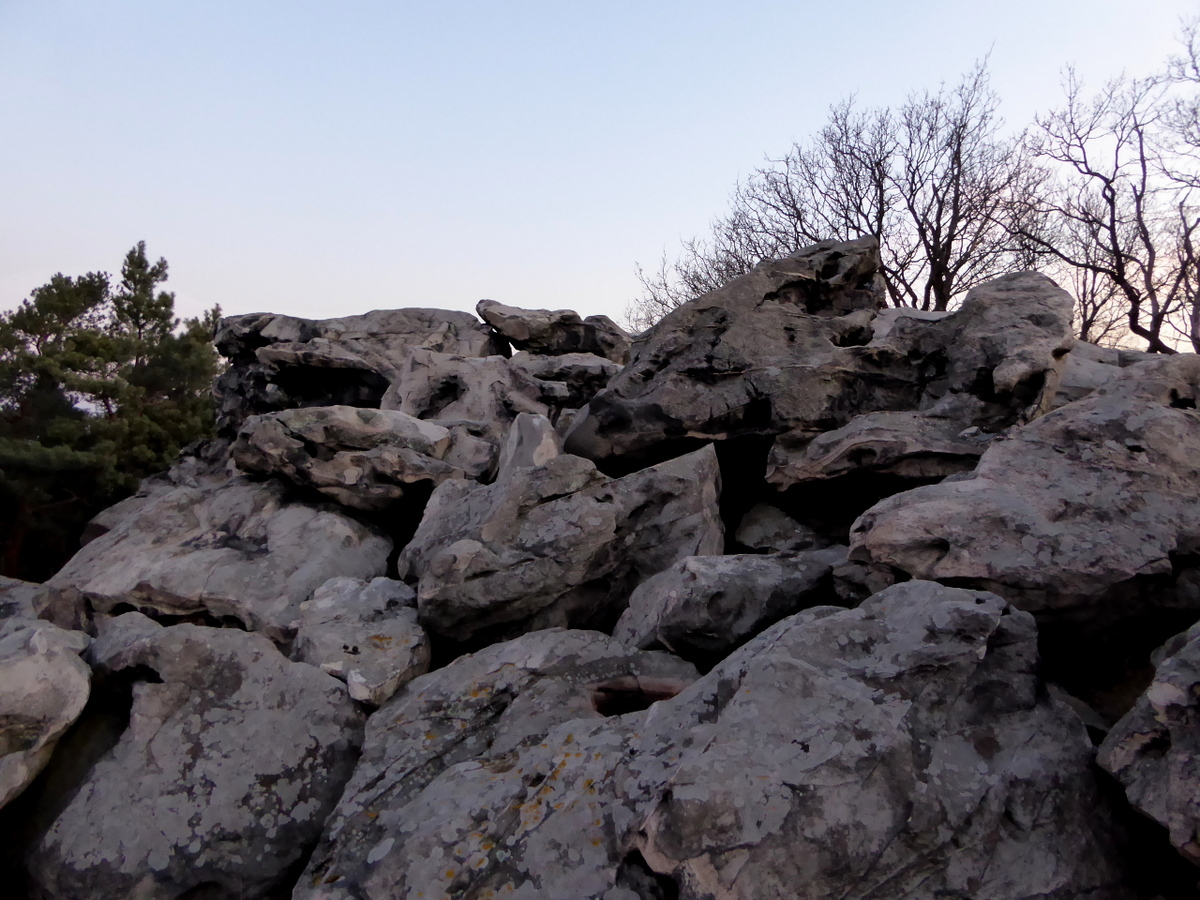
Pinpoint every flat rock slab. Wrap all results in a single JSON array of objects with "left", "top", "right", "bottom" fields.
[
  {"left": 477, "top": 300, "right": 631, "bottom": 363},
  {"left": 48, "top": 476, "right": 391, "bottom": 642},
  {"left": 0, "top": 618, "right": 90, "bottom": 810},
  {"left": 232, "top": 405, "right": 463, "bottom": 512},
  {"left": 28, "top": 613, "right": 365, "bottom": 900},
  {"left": 398, "top": 445, "right": 723, "bottom": 641},
  {"left": 296, "top": 582, "right": 1132, "bottom": 899}
]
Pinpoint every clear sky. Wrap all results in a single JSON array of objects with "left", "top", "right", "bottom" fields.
[{"left": 1, "top": 0, "right": 1195, "bottom": 326}]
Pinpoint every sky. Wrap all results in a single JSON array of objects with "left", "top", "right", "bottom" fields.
[{"left": 1, "top": 0, "right": 1196, "bottom": 327}]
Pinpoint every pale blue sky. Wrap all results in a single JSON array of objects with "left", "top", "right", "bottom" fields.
[{"left": 1, "top": 0, "right": 1195, "bottom": 325}]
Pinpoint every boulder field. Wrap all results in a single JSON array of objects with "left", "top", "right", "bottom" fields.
[{"left": 3, "top": 237, "right": 1199, "bottom": 898}]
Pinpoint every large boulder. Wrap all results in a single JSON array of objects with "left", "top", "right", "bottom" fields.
[
  {"left": 27, "top": 613, "right": 365, "bottom": 900},
  {"left": 612, "top": 546, "right": 847, "bottom": 664},
  {"left": 398, "top": 445, "right": 724, "bottom": 641},
  {"left": 849, "top": 355, "right": 1200, "bottom": 628},
  {"left": 296, "top": 582, "right": 1132, "bottom": 899},
  {"left": 565, "top": 239, "right": 1073, "bottom": 472},
  {"left": 213, "top": 308, "right": 502, "bottom": 435},
  {"left": 509, "top": 350, "right": 624, "bottom": 416},
  {"left": 47, "top": 476, "right": 391, "bottom": 642},
  {"left": 0, "top": 619, "right": 90, "bottom": 810},
  {"left": 0, "top": 577, "right": 40, "bottom": 621},
  {"left": 231, "top": 405, "right": 463, "bottom": 512},
  {"left": 476, "top": 299, "right": 631, "bottom": 363}
]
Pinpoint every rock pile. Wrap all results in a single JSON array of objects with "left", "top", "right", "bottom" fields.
[{"left": 3, "top": 237, "right": 1199, "bottom": 898}]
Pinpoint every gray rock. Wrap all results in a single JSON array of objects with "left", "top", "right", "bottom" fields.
[
  {"left": 293, "top": 577, "right": 429, "bottom": 706},
  {"left": 232, "top": 405, "right": 463, "bottom": 512},
  {"left": 297, "top": 582, "right": 1132, "bottom": 899},
  {"left": 477, "top": 299, "right": 631, "bottom": 363},
  {"left": 0, "top": 576, "right": 40, "bottom": 621},
  {"left": 0, "top": 619, "right": 90, "bottom": 810},
  {"left": 733, "top": 503, "right": 827, "bottom": 553},
  {"left": 510, "top": 350, "right": 623, "bottom": 412},
  {"left": 565, "top": 243, "right": 1072, "bottom": 468},
  {"left": 47, "top": 477, "right": 391, "bottom": 642},
  {"left": 398, "top": 445, "right": 723, "bottom": 641},
  {"left": 1052, "top": 340, "right": 1154, "bottom": 409},
  {"left": 295, "top": 628, "right": 699, "bottom": 900},
  {"left": 495, "top": 412, "right": 562, "bottom": 482},
  {"left": 849, "top": 355, "right": 1200, "bottom": 626},
  {"left": 213, "top": 307, "right": 502, "bottom": 435},
  {"left": 27, "top": 613, "right": 365, "bottom": 900},
  {"left": 612, "top": 546, "right": 847, "bottom": 663},
  {"left": 1100, "top": 621, "right": 1200, "bottom": 864},
  {"left": 381, "top": 350, "right": 549, "bottom": 479}
]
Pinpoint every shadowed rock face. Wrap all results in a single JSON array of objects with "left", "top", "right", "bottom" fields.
[
  {"left": 477, "top": 299, "right": 632, "bottom": 364},
  {"left": 27, "top": 613, "right": 365, "bottom": 900},
  {"left": 294, "top": 583, "right": 1132, "bottom": 900}
]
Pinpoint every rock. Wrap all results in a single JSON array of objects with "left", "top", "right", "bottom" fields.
[
  {"left": 477, "top": 299, "right": 631, "bottom": 363},
  {"left": 0, "top": 577, "right": 40, "bottom": 621},
  {"left": 293, "top": 577, "right": 429, "bottom": 706},
  {"left": 297, "top": 582, "right": 1131, "bottom": 899},
  {"left": 47, "top": 477, "right": 391, "bottom": 642},
  {"left": 1052, "top": 340, "right": 1153, "bottom": 409},
  {"left": 213, "top": 308, "right": 502, "bottom": 436},
  {"left": 232, "top": 405, "right": 463, "bottom": 512},
  {"left": 869, "top": 305, "right": 950, "bottom": 338},
  {"left": 849, "top": 355, "right": 1200, "bottom": 628},
  {"left": 565, "top": 244, "right": 1073, "bottom": 467},
  {"left": 495, "top": 412, "right": 562, "bottom": 482},
  {"left": 612, "top": 546, "right": 847, "bottom": 664},
  {"left": 0, "top": 619, "right": 90, "bottom": 810},
  {"left": 766, "top": 408, "right": 993, "bottom": 489},
  {"left": 733, "top": 503, "right": 827, "bottom": 553},
  {"left": 399, "top": 445, "right": 723, "bottom": 641},
  {"left": 295, "top": 628, "right": 699, "bottom": 900},
  {"left": 27, "top": 613, "right": 365, "bottom": 900},
  {"left": 510, "top": 350, "right": 623, "bottom": 413},
  {"left": 381, "top": 350, "right": 549, "bottom": 479},
  {"left": 1100, "top": 620, "right": 1200, "bottom": 864}
]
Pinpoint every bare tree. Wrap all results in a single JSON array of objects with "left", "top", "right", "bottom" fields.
[{"left": 631, "top": 63, "right": 1042, "bottom": 328}]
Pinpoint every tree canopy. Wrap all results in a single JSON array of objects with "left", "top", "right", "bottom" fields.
[{"left": 0, "top": 242, "right": 221, "bottom": 581}]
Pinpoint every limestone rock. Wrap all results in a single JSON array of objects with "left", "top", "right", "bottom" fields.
[
  {"left": 399, "top": 445, "right": 723, "bottom": 641},
  {"left": 1100, "top": 621, "right": 1200, "bottom": 865},
  {"left": 293, "top": 577, "right": 430, "bottom": 706},
  {"left": 27, "top": 613, "right": 365, "bottom": 900},
  {"left": 477, "top": 299, "right": 631, "bottom": 363},
  {"left": 565, "top": 243, "right": 1073, "bottom": 467},
  {"left": 1052, "top": 340, "right": 1153, "bottom": 409},
  {"left": 510, "top": 350, "right": 623, "bottom": 413},
  {"left": 381, "top": 350, "right": 549, "bottom": 479},
  {"left": 494, "top": 412, "right": 562, "bottom": 482},
  {"left": 232, "top": 405, "right": 463, "bottom": 512},
  {"left": 849, "top": 355, "right": 1200, "bottom": 626},
  {"left": 0, "top": 576, "right": 40, "bottom": 621},
  {"left": 612, "top": 546, "right": 847, "bottom": 663},
  {"left": 0, "top": 619, "right": 90, "bottom": 810},
  {"left": 733, "top": 503, "right": 827, "bottom": 553},
  {"left": 47, "top": 477, "right": 391, "bottom": 641},
  {"left": 295, "top": 628, "right": 699, "bottom": 900},
  {"left": 296, "top": 582, "right": 1131, "bottom": 899},
  {"left": 213, "top": 308, "right": 502, "bottom": 435}
]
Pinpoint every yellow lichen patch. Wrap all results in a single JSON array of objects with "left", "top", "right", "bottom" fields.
[{"left": 368, "top": 634, "right": 394, "bottom": 649}]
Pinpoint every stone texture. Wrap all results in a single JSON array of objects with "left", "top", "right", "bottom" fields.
[
  {"left": 494, "top": 412, "right": 562, "bottom": 482},
  {"left": 381, "top": 350, "right": 549, "bottom": 479},
  {"left": 399, "top": 445, "right": 723, "bottom": 641},
  {"left": 477, "top": 299, "right": 631, "bottom": 363},
  {"left": 1052, "top": 340, "right": 1153, "bottom": 409},
  {"left": 733, "top": 503, "right": 827, "bottom": 553},
  {"left": 565, "top": 241, "right": 1073, "bottom": 468},
  {"left": 232, "top": 405, "right": 462, "bottom": 512},
  {"left": 0, "top": 618, "right": 90, "bottom": 810},
  {"left": 850, "top": 355, "right": 1200, "bottom": 625},
  {"left": 213, "top": 307, "right": 502, "bottom": 435},
  {"left": 0, "top": 576, "right": 40, "bottom": 621},
  {"left": 293, "top": 577, "right": 430, "bottom": 706},
  {"left": 612, "top": 547, "right": 847, "bottom": 663},
  {"left": 510, "top": 350, "right": 623, "bottom": 413},
  {"left": 47, "top": 476, "right": 391, "bottom": 641},
  {"left": 1100, "top": 620, "right": 1200, "bottom": 864},
  {"left": 27, "top": 613, "right": 365, "bottom": 900},
  {"left": 296, "top": 582, "right": 1132, "bottom": 900}
]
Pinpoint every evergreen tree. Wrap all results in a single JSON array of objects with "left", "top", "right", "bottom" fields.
[{"left": 0, "top": 243, "right": 221, "bottom": 581}]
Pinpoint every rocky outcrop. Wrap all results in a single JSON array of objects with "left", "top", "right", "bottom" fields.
[
  {"left": 232, "top": 405, "right": 462, "bottom": 512},
  {"left": 213, "top": 308, "right": 502, "bottom": 436},
  {"left": 297, "top": 582, "right": 1131, "bottom": 899},
  {"left": 293, "top": 577, "right": 430, "bottom": 706},
  {"left": 27, "top": 613, "right": 365, "bottom": 900},
  {"left": 399, "top": 445, "right": 723, "bottom": 641},
  {"left": 510, "top": 350, "right": 624, "bottom": 416},
  {"left": 47, "top": 476, "right": 391, "bottom": 641},
  {"left": 0, "top": 619, "right": 90, "bottom": 810},
  {"left": 477, "top": 299, "right": 631, "bottom": 363},
  {"left": 733, "top": 503, "right": 828, "bottom": 552}
]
